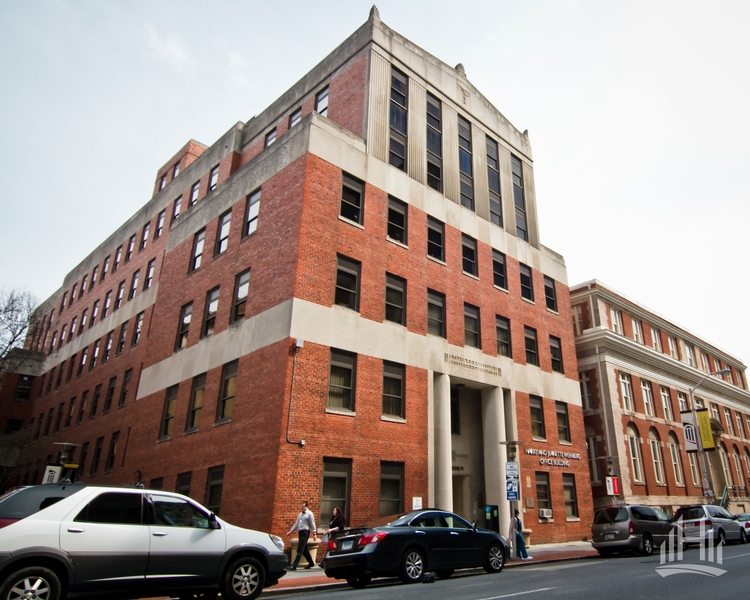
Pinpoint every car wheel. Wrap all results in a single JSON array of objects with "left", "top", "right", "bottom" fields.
[
  {"left": 640, "top": 533, "right": 654, "bottom": 556},
  {"left": 741, "top": 529, "right": 747, "bottom": 544},
  {"left": 0, "top": 566, "right": 62, "bottom": 600},
  {"left": 484, "top": 543, "right": 505, "bottom": 573},
  {"left": 345, "top": 573, "right": 372, "bottom": 589},
  {"left": 178, "top": 593, "right": 219, "bottom": 600},
  {"left": 435, "top": 570, "right": 454, "bottom": 579},
  {"left": 400, "top": 548, "right": 425, "bottom": 583},
  {"left": 221, "top": 556, "right": 265, "bottom": 600}
]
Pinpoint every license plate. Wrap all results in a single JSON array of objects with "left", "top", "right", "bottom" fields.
[
  {"left": 605, "top": 533, "right": 615, "bottom": 541},
  {"left": 341, "top": 540, "right": 353, "bottom": 550}
]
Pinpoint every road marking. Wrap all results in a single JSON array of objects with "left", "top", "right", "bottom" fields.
[
  {"left": 723, "top": 551, "right": 750, "bottom": 560},
  {"left": 474, "top": 587, "right": 556, "bottom": 600}
]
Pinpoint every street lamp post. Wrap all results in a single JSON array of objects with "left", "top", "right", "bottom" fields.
[{"left": 689, "top": 369, "right": 731, "bottom": 498}]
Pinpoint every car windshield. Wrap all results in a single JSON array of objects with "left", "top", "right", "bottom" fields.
[{"left": 594, "top": 507, "right": 628, "bottom": 524}]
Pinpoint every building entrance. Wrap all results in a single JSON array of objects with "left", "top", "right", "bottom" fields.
[{"left": 451, "top": 386, "right": 486, "bottom": 526}]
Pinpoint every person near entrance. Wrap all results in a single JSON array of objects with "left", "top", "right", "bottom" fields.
[
  {"left": 510, "top": 509, "right": 533, "bottom": 560},
  {"left": 286, "top": 500, "right": 318, "bottom": 570}
]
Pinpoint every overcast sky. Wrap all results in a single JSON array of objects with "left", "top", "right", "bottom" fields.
[{"left": 1, "top": 0, "right": 748, "bottom": 366}]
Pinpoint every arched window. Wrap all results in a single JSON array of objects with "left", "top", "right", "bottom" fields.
[
  {"left": 668, "top": 432, "right": 684, "bottom": 486},
  {"left": 627, "top": 424, "right": 644, "bottom": 483},
  {"left": 648, "top": 429, "right": 666, "bottom": 485}
]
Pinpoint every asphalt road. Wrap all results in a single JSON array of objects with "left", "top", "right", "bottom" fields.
[{"left": 262, "top": 544, "right": 750, "bottom": 600}]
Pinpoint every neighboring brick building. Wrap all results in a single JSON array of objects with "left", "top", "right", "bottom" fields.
[
  {"left": 9, "top": 8, "right": 592, "bottom": 544},
  {"left": 571, "top": 280, "right": 750, "bottom": 515}
]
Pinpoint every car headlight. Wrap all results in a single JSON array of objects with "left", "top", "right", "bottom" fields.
[{"left": 270, "top": 534, "right": 285, "bottom": 552}]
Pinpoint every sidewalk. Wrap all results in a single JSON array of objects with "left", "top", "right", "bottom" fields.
[{"left": 262, "top": 541, "right": 597, "bottom": 596}]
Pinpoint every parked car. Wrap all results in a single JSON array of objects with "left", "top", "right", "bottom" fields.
[
  {"left": 591, "top": 504, "right": 677, "bottom": 557},
  {"left": 673, "top": 504, "right": 744, "bottom": 546},
  {"left": 324, "top": 509, "right": 509, "bottom": 589},
  {"left": 734, "top": 512, "right": 750, "bottom": 543},
  {"left": 0, "top": 484, "right": 287, "bottom": 600}
]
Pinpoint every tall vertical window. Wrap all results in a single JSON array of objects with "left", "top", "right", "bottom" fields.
[
  {"left": 492, "top": 251, "right": 506, "bottom": 289},
  {"left": 76, "top": 390, "right": 88, "bottom": 425},
  {"left": 190, "top": 181, "right": 200, "bottom": 205},
  {"left": 76, "top": 348, "right": 87, "bottom": 377},
  {"left": 116, "top": 321, "right": 128, "bottom": 354},
  {"left": 385, "top": 274, "right": 406, "bottom": 325},
  {"left": 176, "top": 472, "right": 192, "bottom": 495},
  {"left": 69, "top": 318, "right": 77, "bottom": 341},
  {"left": 80, "top": 276, "right": 88, "bottom": 298},
  {"left": 660, "top": 386, "right": 674, "bottom": 421},
  {"left": 315, "top": 86, "right": 329, "bottom": 116},
  {"left": 131, "top": 312, "right": 144, "bottom": 346},
  {"left": 328, "top": 349, "right": 356, "bottom": 411},
  {"left": 464, "top": 303, "right": 480, "bottom": 348},
  {"left": 668, "top": 336, "right": 680, "bottom": 360},
  {"left": 61, "top": 291, "right": 68, "bottom": 312},
  {"left": 519, "top": 264, "right": 534, "bottom": 301},
  {"left": 189, "top": 229, "right": 205, "bottom": 272},
  {"left": 334, "top": 255, "right": 360, "bottom": 311},
  {"left": 525, "top": 326, "right": 539, "bottom": 366},
  {"left": 340, "top": 173, "right": 364, "bottom": 224},
  {"left": 511, "top": 155, "right": 527, "bottom": 241},
  {"left": 457, "top": 114, "right": 474, "bottom": 209},
  {"left": 175, "top": 303, "right": 192, "bottom": 350},
  {"left": 125, "top": 235, "right": 135, "bottom": 262},
  {"left": 244, "top": 189, "right": 261, "bottom": 237},
  {"left": 627, "top": 424, "right": 644, "bottom": 483},
  {"left": 118, "top": 369, "right": 132, "bottom": 407},
  {"left": 536, "top": 472, "right": 550, "bottom": 509},
  {"left": 89, "top": 339, "right": 100, "bottom": 370},
  {"left": 461, "top": 235, "right": 477, "bottom": 276},
  {"left": 389, "top": 67, "right": 408, "bottom": 171},
  {"left": 562, "top": 474, "right": 578, "bottom": 517},
  {"left": 321, "top": 459, "right": 350, "bottom": 520},
  {"left": 90, "top": 384, "right": 102, "bottom": 418},
  {"left": 724, "top": 408, "right": 734, "bottom": 436},
  {"left": 556, "top": 401, "right": 571, "bottom": 442},
  {"left": 64, "top": 397, "right": 76, "bottom": 429},
  {"left": 103, "top": 376, "right": 117, "bottom": 413},
  {"left": 427, "top": 290, "right": 445, "bottom": 338},
  {"left": 155, "top": 210, "right": 165, "bottom": 239},
  {"left": 114, "top": 281, "right": 125, "bottom": 310},
  {"left": 550, "top": 336, "right": 564, "bottom": 373},
  {"left": 205, "top": 466, "right": 225, "bottom": 515},
  {"left": 379, "top": 462, "right": 404, "bottom": 517},
  {"left": 530, "top": 395, "right": 545, "bottom": 439},
  {"left": 486, "top": 136, "right": 502, "bottom": 225},
  {"left": 264, "top": 129, "right": 276, "bottom": 148},
  {"left": 90, "top": 437, "right": 104, "bottom": 476},
  {"left": 609, "top": 308, "right": 623, "bottom": 334},
  {"left": 678, "top": 392, "right": 689, "bottom": 412},
  {"left": 642, "top": 381, "right": 655, "bottom": 416},
  {"left": 587, "top": 431, "right": 601, "bottom": 483},
  {"left": 217, "top": 361, "right": 238, "bottom": 422},
  {"left": 104, "top": 431, "right": 120, "bottom": 472},
  {"left": 144, "top": 259, "right": 155, "bottom": 290},
  {"left": 140, "top": 223, "right": 150, "bottom": 251},
  {"left": 159, "top": 385, "right": 178, "bottom": 439},
  {"left": 668, "top": 432, "right": 684, "bottom": 486},
  {"left": 387, "top": 196, "right": 407, "bottom": 243},
  {"left": 544, "top": 276, "right": 558, "bottom": 311},
  {"left": 215, "top": 211, "right": 231, "bottom": 256},
  {"left": 53, "top": 402, "right": 65, "bottom": 433},
  {"left": 90, "top": 266, "right": 98, "bottom": 289},
  {"left": 427, "top": 217, "right": 444, "bottom": 261},
  {"left": 382, "top": 362, "right": 405, "bottom": 418},
  {"left": 648, "top": 429, "right": 666, "bottom": 484},
  {"left": 77, "top": 444, "right": 88, "bottom": 479},
  {"left": 159, "top": 174, "right": 167, "bottom": 190},
  {"left": 102, "top": 331, "right": 114, "bottom": 364},
  {"left": 172, "top": 196, "right": 182, "bottom": 223},
  {"left": 202, "top": 287, "right": 220, "bottom": 338},
  {"left": 129, "top": 270, "right": 140, "bottom": 300},
  {"left": 79, "top": 309, "right": 87, "bottom": 334},
  {"left": 185, "top": 374, "right": 206, "bottom": 431},
  {"left": 632, "top": 319, "right": 644, "bottom": 343},
  {"left": 736, "top": 413, "right": 745, "bottom": 439},
  {"left": 231, "top": 269, "right": 250, "bottom": 323},
  {"left": 426, "top": 92, "right": 442, "bottom": 191},
  {"left": 496, "top": 316, "right": 511, "bottom": 357},
  {"left": 580, "top": 372, "right": 593, "bottom": 410},
  {"left": 653, "top": 328, "right": 663, "bottom": 352},
  {"left": 172, "top": 161, "right": 180, "bottom": 178},
  {"left": 620, "top": 373, "right": 634, "bottom": 411}
]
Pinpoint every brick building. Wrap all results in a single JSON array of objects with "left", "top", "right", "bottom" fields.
[
  {"left": 9, "top": 9, "right": 592, "bottom": 544},
  {"left": 572, "top": 280, "right": 750, "bottom": 514}
]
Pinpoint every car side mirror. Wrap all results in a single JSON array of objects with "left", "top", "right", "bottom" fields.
[
  {"left": 472, "top": 521, "right": 477, "bottom": 532},
  {"left": 208, "top": 513, "right": 221, "bottom": 530}
]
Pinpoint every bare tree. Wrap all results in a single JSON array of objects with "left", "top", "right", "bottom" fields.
[{"left": 0, "top": 288, "right": 40, "bottom": 384}]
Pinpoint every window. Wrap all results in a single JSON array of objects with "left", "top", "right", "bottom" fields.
[
  {"left": 90, "top": 437, "right": 104, "bottom": 476},
  {"left": 382, "top": 362, "right": 405, "bottom": 418},
  {"left": 76, "top": 348, "right": 87, "bottom": 377},
  {"left": 426, "top": 92, "right": 442, "bottom": 191},
  {"left": 633, "top": 319, "right": 643, "bottom": 343},
  {"left": 102, "top": 291, "right": 111, "bottom": 318},
  {"left": 90, "top": 384, "right": 101, "bottom": 418},
  {"left": 642, "top": 381, "right": 655, "bottom": 416},
  {"left": 678, "top": 392, "right": 689, "bottom": 412},
  {"left": 289, "top": 108, "right": 301, "bottom": 128},
  {"left": 496, "top": 316, "right": 511, "bottom": 358},
  {"left": 536, "top": 472, "right": 550, "bottom": 509},
  {"left": 55, "top": 361, "right": 64, "bottom": 387},
  {"left": 427, "top": 217, "right": 444, "bottom": 261},
  {"left": 530, "top": 395, "right": 545, "bottom": 439},
  {"left": 159, "top": 174, "right": 167, "bottom": 190},
  {"left": 427, "top": 290, "right": 445, "bottom": 337},
  {"left": 53, "top": 402, "right": 64, "bottom": 433},
  {"left": 334, "top": 255, "right": 360, "bottom": 311},
  {"left": 668, "top": 432, "right": 684, "bottom": 486},
  {"left": 231, "top": 269, "right": 250, "bottom": 323},
  {"left": 464, "top": 304, "right": 480, "bottom": 348},
  {"left": 186, "top": 374, "right": 206, "bottom": 431},
  {"left": 144, "top": 259, "right": 155, "bottom": 290},
  {"left": 150, "top": 478, "right": 163, "bottom": 490},
  {"left": 131, "top": 312, "right": 144, "bottom": 346},
  {"left": 116, "top": 321, "right": 128, "bottom": 354},
  {"left": 50, "top": 331, "right": 57, "bottom": 352},
  {"left": 176, "top": 472, "right": 192, "bottom": 495},
  {"left": 66, "top": 355, "right": 76, "bottom": 382},
  {"left": 90, "top": 266, "right": 98, "bottom": 289},
  {"left": 525, "top": 326, "right": 538, "bottom": 366},
  {"left": 340, "top": 173, "right": 364, "bottom": 224},
  {"left": 125, "top": 235, "right": 135, "bottom": 262},
  {"left": 648, "top": 429, "right": 666, "bottom": 484},
  {"left": 205, "top": 466, "right": 225, "bottom": 515},
  {"left": 114, "top": 281, "right": 125, "bottom": 310},
  {"left": 321, "top": 458, "right": 350, "bottom": 519},
  {"left": 202, "top": 287, "right": 220, "bottom": 338},
  {"left": 243, "top": 189, "right": 261, "bottom": 236},
  {"left": 102, "top": 331, "right": 114, "bottom": 364},
  {"left": 172, "top": 196, "right": 182, "bottom": 223},
  {"left": 118, "top": 369, "right": 132, "bottom": 407},
  {"left": 76, "top": 442, "right": 88, "bottom": 480},
  {"left": 175, "top": 303, "right": 192, "bottom": 350},
  {"left": 724, "top": 408, "right": 734, "bottom": 436},
  {"left": 189, "top": 229, "right": 205, "bottom": 272},
  {"left": 140, "top": 223, "right": 149, "bottom": 251},
  {"left": 556, "top": 401, "right": 571, "bottom": 443},
  {"left": 562, "top": 474, "right": 578, "bottom": 518},
  {"left": 544, "top": 276, "right": 558, "bottom": 312},
  {"left": 155, "top": 210, "right": 165, "bottom": 239},
  {"left": 668, "top": 336, "right": 680, "bottom": 360},
  {"left": 587, "top": 431, "right": 600, "bottom": 483},
  {"left": 70, "top": 284, "right": 77, "bottom": 305},
  {"left": 104, "top": 431, "right": 120, "bottom": 472},
  {"left": 461, "top": 235, "right": 477, "bottom": 276},
  {"left": 80, "top": 276, "right": 88, "bottom": 298},
  {"left": 61, "top": 291, "right": 68, "bottom": 312},
  {"left": 264, "top": 129, "right": 276, "bottom": 148},
  {"left": 217, "top": 361, "right": 238, "bottom": 422},
  {"left": 385, "top": 274, "right": 405, "bottom": 325},
  {"left": 520, "top": 264, "right": 534, "bottom": 301},
  {"left": 76, "top": 390, "right": 88, "bottom": 425},
  {"left": 685, "top": 344, "right": 695, "bottom": 367},
  {"left": 160, "top": 385, "right": 178, "bottom": 438},
  {"left": 387, "top": 196, "right": 407, "bottom": 243},
  {"left": 13, "top": 375, "right": 34, "bottom": 401},
  {"left": 102, "top": 256, "right": 110, "bottom": 281},
  {"left": 328, "top": 349, "right": 356, "bottom": 411},
  {"left": 660, "top": 387, "right": 674, "bottom": 421},
  {"left": 171, "top": 161, "right": 180, "bottom": 179},
  {"left": 652, "top": 328, "right": 663, "bottom": 352},
  {"left": 215, "top": 211, "right": 231, "bottom": 256},
  {"left": 389, "top": 67, "right": 408, "bottom": 171},
  {"left": 511, "top": 155, "right": 527, "bottom": 241},
  {"left": 627, "top": 424, "right": 644, "bottom": 483},
  {"left": 315, "top": 86, "right": 329, "bottom": 116},
  {"left": 380, "top": 462, "right": 404, "bottom": 517},
  {"left": 190, "top": 181, "right": 200, "bottom": 205},
  {"left": 103, "top": 376, "right": 117, "bottom": 413},
  {"left": 43, "top": 408, "right": 54, "bottom": 436},
  {"left": 69, "top": 318, "right": 77, "bottom": 341},
  {"left": 486, "top": 136, "right": 502, "bottom": 226},
  {"left": 79, "top": 309, "right": 88, "bottom": 333},
  {"left": 492, "top": 251, "right": 506, "bottom": 289},
  {"left": 128, "top": 270, "right": 140, "bottom": 300},
  {"left": 736, "top": 413, "right": 745, "bottom": 439},
  {"left": 457, "top": 115, "right": 474, "bottom": 209}
]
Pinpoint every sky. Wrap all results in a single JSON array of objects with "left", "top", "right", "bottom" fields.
[{"left": 1, "top": 0, "right": 748, "bottom": 365}]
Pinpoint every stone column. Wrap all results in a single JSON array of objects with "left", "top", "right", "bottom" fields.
[
  {"left": 434, "top": 372, "right": 453, "bottom": 511},
  {"left": 482, "top": 386, "right": 510, "bottom": 537}
]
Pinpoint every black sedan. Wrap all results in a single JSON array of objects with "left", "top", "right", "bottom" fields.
[{"left": 323, "top": 509, "right": 509, "bottom": 589}]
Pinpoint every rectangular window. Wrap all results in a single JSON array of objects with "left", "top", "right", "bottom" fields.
[
  {"left": 550, "top": 336, "right": 564, "bottom": 373},
  {"left": 159, "top": 174, "right": 167, "bottom": 190},
  {"left": 382, "top": 362, "right": 405, "bottom": 418},
  {"left": 61, "top": 291, "right": 68, "bottom": 312},
  {"left": 129, "top": 270, "right": 140, "bottom": 300},
  {"left": 379, "top": 462, "right": 404, "bottom": 517},
  {"left": 140, "top": 223, "right": 149, "bottom": 251},
  {"left": 536, "top": 472, "right": 550, "bottom": 509},
  {"left": 661, "top": 387, "right": 674, "bottom": 421},
  {"left": 155, "top": 210, "right": 165, "bottom": 239},
  {"left": 385, "top": 273, "right": 406, "bottom": 325},
  {"left": 69, "top": 318, "right": 77, "bottom": 341},
  {"left": 66, "top": 355, "right": 76, "bottom": 382},
  {"left": 114, "top": 281, "right": 125, "bottom": 310},
  {"left": 556, "top": 401, "right": 571, "bottom": 442},
  {"left": 90, "top": 266, "right": 98, "bottom": 289},
  {"left": 76, "top": 390, "right": 88, "bottom": 424},
  {"left": 185, "top": 374, "right": 206, "bottom": 431},
  {"left": 176, "top": 472, "right": 192, "bottom": 495},
  {"left": 578, "top": 372, "right": 592, "bottom": 409},
  {"left": 341, "top": 173, "right": 364, "bottom": 224},
  {"left": 231, "top": 269, "right": 250, "bottom": 323},
  {"left": 544, "top": 276, "right": 558, "bottom": 312},
  {"left": 189, "top": 229, "right": 205, "bottom": 272},
  {"left": 562, "top": 474, "right": 578, "bottom": 518},
  {"left": 525, "top": 326, "right": 539, "bottom": 366},
  {"left": 125, "top": 234, "right": 135, "bottom": 262},
  {"left": 427, "top": 217, "right": 444, "bottom": 261},
  {"left": 102, "top": 256, "right": 110, "bottom": 281},
  {"left": 461, "top": 235, "right": 478, "bottom": 276},
  {"left": 530, "top": 395, "right": 545, "bottom": 439},
  {"left": 427, "top": 289, "right": 445, "bottom": 337},
  {"left": 80, "top": 276, "right": 88, "bottom": 298},
  {"left": 90, "top": 384, "right": 101, "bottom": 418},
  {"left": 426, "top": 92, "right": 442, "bottom": 191},
  {"left": 116, "top": 321, "right": 128, "bottom": 354},
  {"left": 486, "top": 136, "right": 502, "bottom": 226},
  {"left": 511, "top": 155, "right": 527, "bottom": 241},
  {"left": 315, "top": 86, "right": 329, "bottom": 116},
  {"left": 464, "top": 303, "right": 480, "bottom": 348},
  {"left": 53, "top": 402, "right": 65, "bottom": 433},
  {"left": 76, "top": 442, "right": 88, "bottom": 480},
  {"left": 387, "top": 196, "right": 407, "bottom": 243},
  {"left": 668, "top": 336, "right": 680, "bottom": 360},
  {"left": 43, "top": 408, "right": 54, "bottom": 436},
  {"left": 118, "top": 369, "right": 132, "bottom": 407},
  {"left": 642, "top": 381, "right": 655, "bottom": 416},
  {"left": 90, "top": 437, "right": 104, "bottom": 476},
  {"left": 55, "top": 361, "right": 64, "bottom": 387},
  {"left": 202, "top": 287, "right": 220, "bottom": 338},
  {"left": 214, "top": 210, "right": 231, "bottom": 256},
  {"left": 160, "top": 385, "right": 178, "bottom": 438},
  {"left": 724, "top": 408, "right": 734, "bottom": 436},
  {"left": 264, "top": 129, "right": 276, "bottom": 148},
  {"left": 632, "top": 318, "right": 643, "bottom": 343},
  {"left": 103, "top": 376, "right": 117, "bottom": 413},
  {"left": 496, "top": 316, "right": 511, "bottom": 358},
  {"left": 289, "top": 108, "right": 301, "bottom": 128},
  {"left": 389, "top": 67, "right": 408, "bottom": 171},
  {"left": 520, "top": 263, "right": 534, "bottom": 301},
  {"left": 457, "top": 114, "right": 474, "bottom": 209},
  {"left": 104, "top": 431, "right": 120, "bottom": 472},
  {"left": 243, "top": 189, "right": 261, "bottom": 236},
  {"left": 11, "top": 375, "right": 32, "bottom": 402},
  {"left": 653, "top": 328, "right": 664, "bottom": 352},
  {"left": 131, "top": 312, "right": 144, "bottom": 346},
  {"left": 492, "top": 250, "right": 506, "bottom": 289},
  {"left": 102, "top": 330, "right": 114, "bottom": 364},
  {"left": 678, "top": 392, "right": 689, "bottom": 412},
  {"left": 172, "top": 195, "right": 182, "bottom": 223},
  {"left": 205, "top": 466, "right": 225, "bottom": 515},
  {"left": 79, "top": 309, "right": 88, "bottom": 334},
  {"left": 619, "top": 373, "right": 634, "bottom": 411},
  {"left": 173, "top": 161, "right": 180, "bottom": 178},
  {"left": 76, "top": 348, "right": 87, "bottom": 377},
  {"left": 190, "top": 181, "right": 200, "bottom": 205},
  {"left": 335, "top": 255, "right": 360, "bottom": 311},
  {"left": 175, "top": 302, "right": 192, "bottom": 351},
  {"left": 328, "top": 349, "right": 356, "bottom": 411},
  {"left": 144, "top": 259, "right": 155, "bottom": 290},
  {"left": 217, "top": 361, "right": 238, "bottom": 422},
  {"left": 102, "top": 291, "right": 111, "bottom": 318},
  {"left": 685, "top": 345, "right": 695, "bottom": 367}
]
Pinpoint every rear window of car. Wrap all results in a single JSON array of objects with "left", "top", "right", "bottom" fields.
[
  {"left": 675, "top": 507, "right": 705, "bottom": 521},
  {"left": 594, "top": 507, "right": 629, "bottom": 524},
  {"left": 736, "top": 513, "right": 750, "bottom": 520},
  {"left": 0, "top": 485, "right": 85, "bottom": 520}
]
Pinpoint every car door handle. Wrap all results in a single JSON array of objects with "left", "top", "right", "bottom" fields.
[
  {"left": 67, "top": 528, "right": 85, "bottom": 533},
  {"left": 450, "top": 532, "right": 459, "bottom": 536},
  {"left": 415, "top": 531, "right": 425, "bottom": 535},
  {"left": 152, "top": 532, "right": 167, "bottom": 537}
]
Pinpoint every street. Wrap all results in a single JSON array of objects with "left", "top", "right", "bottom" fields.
[{"left": 262, "top": 544, "right": 750, "bottom": 600}]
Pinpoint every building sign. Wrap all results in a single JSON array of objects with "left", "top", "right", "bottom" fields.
[
  {"left": 444, "top": 353, "right": 501, "bottom": 377},
  {"left": 696, "top": 409, "right": 715, "bottom": 450},
  {"left": 43, "top": 465, "right": 62, "bottom": 484},
  {"left": 605, "top": 475, "right": 621, "bottom": 496},
  {"left": 682, "top": 409, "right": 715, "bottom": 452},
  {"left": 506, "top": 461, "right": 519, "bottom": 501},
  {"left": 525, "top": 448, "right": 582, "bottom": 467}
]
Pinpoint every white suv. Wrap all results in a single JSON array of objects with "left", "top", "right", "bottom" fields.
[
  {"left": 673, "top": 504, "right": 744, "bottom": 547},
  {"left": 0, "top": 484, "right": 287, "bottom": 600}
]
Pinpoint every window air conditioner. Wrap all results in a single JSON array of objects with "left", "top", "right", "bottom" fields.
[{"left": 539, "top": 508, "right": 553, "bottom": 519}]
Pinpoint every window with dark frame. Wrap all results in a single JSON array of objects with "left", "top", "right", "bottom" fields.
[
  {"left": 215, "top": 211, "right": 231, "bottom": 256},
  {"left": 530, "top": 395, "right": 545, "bottom": 439},
  {"left": 175, "top": 303, "right": 192, "bottom": 351},
  {"left": 114, "top": 281, "right": 125, "bottom": 310},
  {"left": 461, "top": 235, "right": 478, "bottom": 276},
  {"left": 189, "top": 229, "right": 205, "bottom": 272},
  {"left": 202, "top": 287, "right": 220, "bottom": 338},
  {"left": 379, "top": 462, "right": 404, "bottom": 517},
  {"left": 389, "top": 67, "right": 408, "bottom": 171},
  {"left": 64, "top": 397, "right": 76, "bottom": 428},
  {"left": 340, "top": 173, "right": 364, "bottom": 224},
  {"left": 159, "top": 385, "right": 178, "bottom": 439},
  {"left": 77, "top": 442, "right": 89, "bottom": 479},
  {"left": 334, "top": 255, "right": 360, "bottom": 311},
  {"left": 217, "top": 361, "right": 238, "bottom": 422},
  {"left": 385, "top": 273, "right": 406, "bottom": 325},
  {"left": 550, "top": 335, "right": 564, "bottom": 373},
  {"left": 458, "top": 115, "right": 474, "bottom": 210},
  {"left": 76, "top": 348, "right": 87, "bottom": 377},
  {"left": 525, "top": 326, "right": 539, "bottom": 366},
  {"left": 511, "top": 155, "right": 528, "bottom": 241},
  {"left": 173, "top": 161, "right": 180, "bottom": 178},
  {"left": 427, "top": 289, "right": 445, "bottom": 337},
  {"left": 387, "top": 196, "right": 407, "bottom": 243},
  {"left": 519, "top": 263, "right": 534, "bottom": 301},
  {"left": 79, "top": 309, "right": 87, "bottom": 334},
  {"left": 66, "top": 355, "right": 75, "bottom": 382},
  {"left": 53, "top": 402, "right": 64, "bottom": 433},
  {"left": 116, "top": 321, "right": 128, "bottom": 354},
  {"left": 43, "top": 408, "right": 54, "bottom": 436},
  {"left": 150, "top": 477, "right": 163, "bottom": 490},
  {"left": 190, "top": 181, "right": 200, "bottom": 205},
  {"left": 102, "top": 291, "right": 111, "bottom": 318},
  {"left": 231, "top": 269, "right": 250, "bottom": 323},
  {"left": 427, "top": 217, "right": 444, "bottom": 261},
  {"left": 492, "top": 250, "right": 507, "bottom": 289},
  {"left": 544, "top": 276, "right": 558, "bottom": 312},
  {"left": 244, "top": 189, "right": 261, "bottom": 236},
  {"left": 140, "top": 223, "right": 149, "bottom": 251},
  {"left": 464, "top": 303, "right": 480, "bottom": 348},
  {"left": 426, "top": 92, "right": 442, "bottom": 191},
  {"left": 125, "top": 235, "right": 135, "bottom": 262},
  {"left": 209, "top": 165, "right": 219, "bottom": 189},
  {"left": 103, "top": 376, "right": 117, "bottom": 413},
  {"left": 104, "top": 431, "right": 119, "bottom": 472},
  {"left": 155, "top": 210, "right": 165, "bottom": 239},
  {"left": 185, "top": 374, "right": 206, "bottom": 431},
  {"left": 90, "top": 437, "right": 104, "bottom": 476},
  {"left": 315, "top": 87, "right": 329, "bottom": 116},
  {"left": 132, "top": 312, "right": 144, "bottom": 346},
  {"left": 118, "top": 369, "right": 132, "bottom": 408},
  {"left": 102, "top": 256, "right": 110, "bottom": 281},
  {"left": 90, "top": 384, "right": 101, "bottom": 418},
  {"left": 563, "top": 473, "right": 578, "bottom": 517},
  {"left": 176, "top": 471, "right": 192, "bottom": 495},
  {"left": 172, "top": 196, "right": 182, "bottom": 223},
  {"left": 129, "top": 270, "right": 140, "bottom": 300},
  {"left": 382, "top": 362, "right": 405, "bottom": 418},
  {"left": 264, "top": 129, "right": 276, "bottom": 148},
  {"left": 80, "top": 276, "right": 88, "bottom": 298},
  {"left": 90, "top": 266, "right": 98, "bottom": 289},
  {"left": 496, "top": 316, "right": 511, "bottom": 358},
  {"left": 144, "top": 259, "right": 155, "bottom": 290},
  {"left": 205, "top": 466, "right": 225, "bottom": 515},
  {"left": 556, "top": 401, "right": 571, "bottom": 443},
  {"left": 159, "top": 174, "right": 167, "bottom": 190},
  {"left": 536, "top": 471, "right": 551, "bottom": 509},
  {"left": 76, "top": 390, "right": 88, "bottom": 424},
  {"left": 113, "top": 246, "right": 122, "bottom": 271},
  {"left": 289, "top": 108, "right": 301, "bottom": 128},
  {"left": 102, "top": 331, "right": 114, "bottom": 364},
  {"left": 486, "top": 136, "right": 503, "bottom": 226},
  {"left": 328, "top": 349, "right": 356, "bottom": 411}
]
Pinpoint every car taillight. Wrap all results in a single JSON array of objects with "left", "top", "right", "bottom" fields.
[
  {"left": 702, "top": 520, "right": 712, "bottom": 526},
  {"left": 358, "top": 532, "right": 388, "bottom": 546},
  {"left": 328, "top": 540, "right": 337, "bottom": 551},
  {"left": 629, "top": 521, "right": 634, "bottom": 535},
  {"left": 0, "top": 519, "right": 19, "bottom": 529},
  {"left": 745, "top": 522, "right": 750, "bottom": 529}
]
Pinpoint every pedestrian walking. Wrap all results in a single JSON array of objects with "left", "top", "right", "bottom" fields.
[
  {"left": 510, "top": 509, "right": 533, "bottom": 560},
  {"left": 325, "top": 506, "right": 347, "bottom": 539},
  {"left": 286, "top": 500, "right": 318, "bottom": 570}
]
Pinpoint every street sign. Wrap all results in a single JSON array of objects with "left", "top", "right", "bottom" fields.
[
  {"left": 506, "top": 479, "right": 519, "bottom": 501},
  {"left": 506, "top": 461, "right": 520, "bottom": 501}
]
